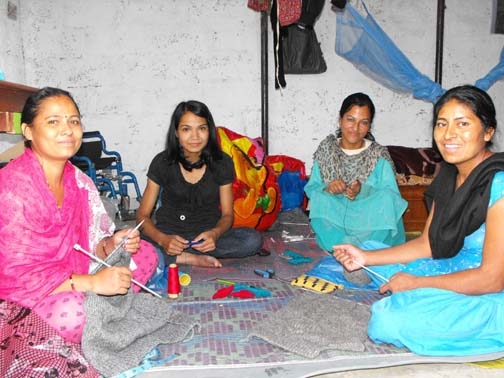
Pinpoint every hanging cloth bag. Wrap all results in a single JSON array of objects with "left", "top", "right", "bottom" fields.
[
  {"left": 282, "top": 0, "right": 327, "bottom": 74},
  {"left": 282, "top": 24, "right": 327, "bottom": 74}
]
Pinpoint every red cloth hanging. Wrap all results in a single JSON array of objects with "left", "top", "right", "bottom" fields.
[
  {"left": 278, "top": 0, "right": 302, "bottom": 26},
  {"left": 247, "top": 0, "right": 271, "bottom": 12}
]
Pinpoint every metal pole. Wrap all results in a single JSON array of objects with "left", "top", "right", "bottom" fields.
[
  {"left": 435, "top": 0, "right": 445, "bottom": 85},
  {"left": 260, "top": 11, "right": 269, "bottom": 155}
]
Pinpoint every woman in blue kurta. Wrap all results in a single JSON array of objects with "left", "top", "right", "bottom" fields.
[
  {"left": 305, "top": 92, "right": 407, "bottom": 252},
  {"left": 334, "top": 85, "right": 504, "bottom": 356}
]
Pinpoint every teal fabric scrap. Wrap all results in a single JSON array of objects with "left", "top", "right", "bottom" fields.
[{"left": 283, "top": 249, "right": 313, "bottom": 265}]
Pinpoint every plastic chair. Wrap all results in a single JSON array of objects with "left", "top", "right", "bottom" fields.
[{"left": 71, "top": 131, "right": 142, "bottom": 203}]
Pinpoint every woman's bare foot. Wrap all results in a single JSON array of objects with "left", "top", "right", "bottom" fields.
[{"left": 177, "top": 252, "right": 222, "bottom": 268}]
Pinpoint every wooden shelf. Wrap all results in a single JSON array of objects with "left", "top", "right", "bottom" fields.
[
  {"left": 399, "top": 185, "right": 429, "bottom": 233},
  {"left": 0, "top": 80, "right": 38, "bottom": 113}
]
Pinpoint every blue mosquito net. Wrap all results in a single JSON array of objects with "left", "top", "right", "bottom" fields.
[
  {"left": 476, "top": 46, "right": 504, "bottom": 90},
  {"left": 335, "top": 1, "right": 504, "bottom": 103}
]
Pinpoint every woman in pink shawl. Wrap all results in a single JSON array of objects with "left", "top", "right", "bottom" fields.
[{"left": 0, "top": 87, "right": 157, "bottom": 343}]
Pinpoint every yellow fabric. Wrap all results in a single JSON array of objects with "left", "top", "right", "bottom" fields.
[
  {"left": 291, "top": 274, "right": 344, "bottom": 293},
  {"left": 217, "top": 127, "right": 279, "bottom": 230}
]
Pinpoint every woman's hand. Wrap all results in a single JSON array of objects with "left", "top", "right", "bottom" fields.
[
  {"left": 326, "top": 179, "right": 347, "bottom": 195},
  {"left": 333, "top": 244, "right": 366, "bottom": 271},
  {"left": 159, "top": 234, "right": 188, "bottom": 256},
  {"left": 344, "top": 180, "right": 361, "bottom": 200},
  {"left": 189, "top": 230, "right": 218, "bottom": 253},
  {"left": 113, "top": 228, "right": 141, "bottom": 255},
  {"left": 379, "top": 272, "right": 419, "bottom": 294},
  {"left": 92, "top": 266, "right": 133, "bottom": 295}
]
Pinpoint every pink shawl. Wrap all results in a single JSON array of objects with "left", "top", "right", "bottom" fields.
[{"left": 0, "top": 148, "right": 114, "bottom": 308}]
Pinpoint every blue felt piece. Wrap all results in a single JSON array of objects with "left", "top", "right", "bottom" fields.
[{"left": 283, "top": 250, "right": 313, "bottom": 265}]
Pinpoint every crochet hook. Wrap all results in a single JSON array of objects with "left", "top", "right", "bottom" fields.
[
  {"left": 73, "top": 243, "right": 162, "bottom": 299},
  {"left": 351, "top": 260, "right": 389, "bottom": 283}
]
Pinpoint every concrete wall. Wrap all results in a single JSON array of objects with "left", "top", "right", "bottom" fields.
[
  {"left": 0, "top": 0, "right": 26, "bottom": 147},
  {"left": 1, "top": 0, "right": 503, "bottom": 195}
]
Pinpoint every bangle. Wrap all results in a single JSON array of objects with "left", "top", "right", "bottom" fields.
[{"left": 69, "top": 274, "right": 75, "bottom": 291}]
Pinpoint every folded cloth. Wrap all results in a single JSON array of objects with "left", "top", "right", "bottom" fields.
[{"left": 248, "top": 293, "right": 370, "bottom": 358}]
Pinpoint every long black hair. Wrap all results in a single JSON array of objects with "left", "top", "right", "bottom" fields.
[
  {"left": 433, "top": 85, "right": 496, "bottom": 147},
  {"left": 164, "top": 100, "right": 222, "bottom": 170}
]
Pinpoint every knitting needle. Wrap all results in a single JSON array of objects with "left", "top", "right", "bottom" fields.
[
  {"left": 106, "top": 219, "right": 145, "bottom": 260},
  {"left": 73, "top": 243, "right": 162, "bottom": 299},
  {"left": 351, "top": 260, "right": 389, "bottom": 283}
]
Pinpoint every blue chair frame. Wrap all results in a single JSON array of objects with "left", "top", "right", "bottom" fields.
[{"left": 71, "top": 131, "right": 142, "bottom": 202}]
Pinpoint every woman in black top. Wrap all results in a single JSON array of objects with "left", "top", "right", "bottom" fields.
[{"left": 137, "top": 100, "right": 263, "bottom": 267}]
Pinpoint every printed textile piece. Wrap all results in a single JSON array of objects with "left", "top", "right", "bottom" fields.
[
  {"left": 0, "top": 299, "right": 99, "bottom": 378},
  {"left": 291, "top": 274, "right": 344, "bottom": 293},
  {"left": 248, "top": 0, "right": 270, "bottom": 12},
  {"left": 217, "top": 126, "right": 280, "bottom": 231},
  {"left": 248, "top": 292, "right": 370, "bottom": 358},
  {"left": 278, "top": 0, "right": 302, "bottom": 26}
]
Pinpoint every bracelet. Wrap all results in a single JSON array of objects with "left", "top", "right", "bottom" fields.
[{"left": 69, "top": 274, "right": 75, "bottom": 291}]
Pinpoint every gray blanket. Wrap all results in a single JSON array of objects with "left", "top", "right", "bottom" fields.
[
  {"left": 248, "top": 293, "right": 370, "bottom": 358},
  {"left": 81, "top": 248, "right": 199, "bottom": 377}
]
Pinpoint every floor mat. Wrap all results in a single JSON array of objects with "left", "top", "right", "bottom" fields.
[
  {"left": 140, "top": 288, "right": 504, "bottom": 378},
  {"left": 137, "top": 210, "right": 504, "bottom": 377},
  {"left": 181, "top": 227, "right": 325, "bottom": 284}
]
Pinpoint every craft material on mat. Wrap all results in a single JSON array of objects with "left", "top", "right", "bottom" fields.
[
  {"left": 167, "top": 263, "right": 181, "bottom": 298},
  {"left": 247, "top": 293, "right": 371, "bottom": 358},
  {"left": 180, "top": 231, "right": 326, "bottom": 284},
  {"left": 290, "top": 274, "right": 344, "bottom": 293},
  {"left": 141, "top": 292, "right": 504, "bottom": 378},
  {"left": 73, "top": 243, "right": 162, "bottom": 298},
  {"left": 82, "top": 291, "right": 199, "bottom": 377},
  {"left": 135, "top": 211, "right": 504, "bottom": 377},
  {"left": 352, "top": 260, "right": 389, "bottom": 283}
]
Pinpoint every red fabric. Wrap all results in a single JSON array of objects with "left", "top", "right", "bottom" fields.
[
  {"left": 265, "top": 154, "right": 307, "bottom": 179},
  {"left": 229, "top": 290, "right": 256, "bottom": 299},
  {"left": 278, "top": 0, "right": 302, "bottom": 26},
  {"left": 212, "top": 286, "right": 256, "bottom": 299},
  {"left": 212, "top": 285, "right": 236, "bottom": 299},
  {"left": 248, "top": 0, "right": 270, "bottom": 12}
]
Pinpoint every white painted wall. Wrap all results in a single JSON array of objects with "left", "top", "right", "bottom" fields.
[{"left": 1, "top": 0, "right": 503, "bottom": 195}]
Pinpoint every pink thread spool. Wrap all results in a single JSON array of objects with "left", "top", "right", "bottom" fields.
[{"left": 167, "top": 263, "right": 181, "bottom": 299}]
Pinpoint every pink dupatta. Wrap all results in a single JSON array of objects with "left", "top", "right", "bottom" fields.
[{"left": 0, "top": 148, "right": 114, "bottom": 308}]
